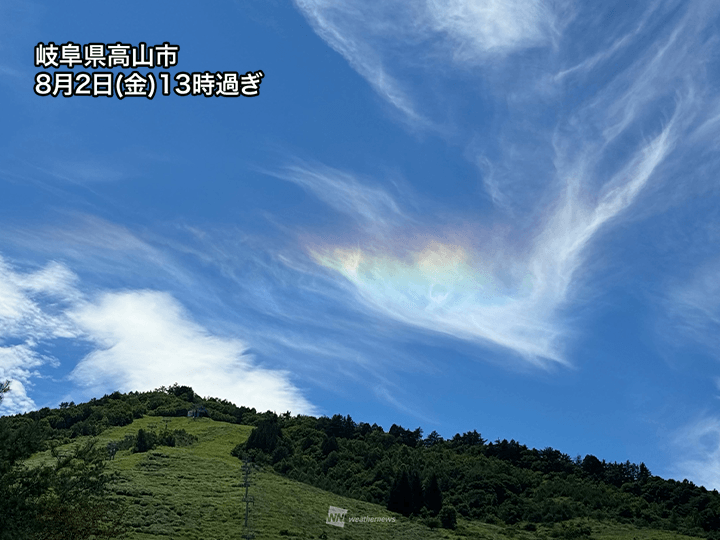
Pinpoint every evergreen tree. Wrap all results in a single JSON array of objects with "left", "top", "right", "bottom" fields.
[
  {"left": 410, "top": 470, "right": 424, "bottom": 515},
  {"left": 388, "top": 470, "right": 413, "bottom": 516},
  {"left": 424, "top": 430, "right": 443, "bottom": 447},
  {"left": 425, "top": 472, "right": 443, "bottom": 516},
  {"left": 461, "top": 429, "right": 485, "bottom": 446},
  {"left": 246, "top": 418, "right": 282, "bottom": 453},
  {"left": 321, "top": 435, "right": 339, "bottom": 456},
  {"left": 638, "top": 462, "right": 651, "bottom": 483}
]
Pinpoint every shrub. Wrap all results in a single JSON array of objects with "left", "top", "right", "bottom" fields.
[
  {"left": 134, "top": 428, "right": 157, "bottom": 453},
  {"left": 439, "top": 504, "right": 457, "bottom": 529}
]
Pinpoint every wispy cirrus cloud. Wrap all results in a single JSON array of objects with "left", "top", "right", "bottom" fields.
[
  {"left": 293, "top": 0, "right": 566, "bottom": 124},
  {"left": 293, "top": 0, "right": 425, "bottom": 125},
  {"left": 267, "top": 161, "right": 406, "bottom": 231},
  {"left": 291, "top": 58, "right": 685, "bottom": 363},
  {"left": 308, "top": 117, "right": 676, "bottom": 364},
  {"left": 425, "top": 0, "right": 560, "bottom": 60},
  {"left": 661, "top": 257, "right": 720, "bottom": 355},
  {"left": 290, "top": 0, "right": 720, "bottom": 367},
  {"left": 665, "top": 261, "right": 720, "bottom": 487},
  {"left": 672, "top": 415, "right": 720, "bottom": 489}
]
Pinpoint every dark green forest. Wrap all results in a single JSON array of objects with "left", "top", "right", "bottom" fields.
[
  {"left": 2, "top": 384, "right": 719, "bottom": 538},
  {"left": 233, "top": 416, "right": 720, "bottom": 536}
]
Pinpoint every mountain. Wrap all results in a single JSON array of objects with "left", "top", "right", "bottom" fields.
[{"left": 1, "top": 386, "right": 719, "bottom": 539}]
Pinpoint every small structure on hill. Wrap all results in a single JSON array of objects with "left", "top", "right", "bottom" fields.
[{"left": 187, "top": 405, "right": 208, "bottom": 420}]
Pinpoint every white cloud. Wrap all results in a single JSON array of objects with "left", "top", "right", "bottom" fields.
[
  {"left": 4, "top": 215, "right": 204, "bottom": 296},
  {"left": 0, "top": 257, "right": 79, "bottom": 342},
  {"left": 306, "top": 116, "right": 677, "bottom": 364},
  {"left": 293, "top": 0, "right": 563, "bottom": 124},
  {"left": 286, "top": 1, "right": 720, "bottom": 367},
  {"left": 68, "top": 290, "right": 315, "bottom": 414},
  {"left": 0, "top": 251, "right": 315, "bottom": 416},
  {"left": 268, "top": 162, "right": 405, "bottom": 231},
  {"left": 673, "top": 416, "right": 720, "bottom": 489},
  {"left": 425, "top": 0, "right": 558, "bottom": 60},
  {"left": 0, "top": 344, "right": 47, "bottom": 415},
  {"left": 293, "top": 0, "right": 425, "bottom": 125},
  {"left": 0, "top": 256, "right": 82, "bottom": 414},
  {"left": 662, "top": 259, "right": 720, "bottom": 354}
]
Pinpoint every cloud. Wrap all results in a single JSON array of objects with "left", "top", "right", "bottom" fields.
[
  {"left": 68, "top": 290, "right": 315, "bottom": 414},
  {"left": 289, "top": 5, "right": 694, "bottom": 363},
  {"left": 293, "top": 0, "right": 425, "bottom": 125},
  {"left": 267, "top": 162, "right": 405, "bottom": 231},
  {"left": 425, "top": 0, "right": 559, "bottom": 60},
  {"left": 1, "top": 214, "right": 423, "bottom": 416},
  {"left": 0, "top": 256, "right": 82, "bottom": 414},
  {"left": 662, "top": 259, "right": 720, "bottom": 354},
  {"left": 551, "top": 2, "right": 661, "bottom": 83},
  {"left": 293, "top": 0, "right": 564, "bottom": 124},
  {"left": 673, "top": 416, "right": 720, "bottom": 489},
  {"left": 0, "top": 344, "right": 48, "bottom": 415},
  {"left": 0, "top": 250, "right": 315, "bottom": 416},
  {"left": 289, "top": 0, "right": 720, "bottom": 366},
  {"left": 281, "top": 3, "right": 720, "bottom": 377},
  {"left": 0, "top": 256, "right": 80, "bottom": 342},
  {"left": 4, "top": 215, "right": 201, "bottom": 294},
  {"left": 304, "top": 112, "right": 677, "bottom": 364}
]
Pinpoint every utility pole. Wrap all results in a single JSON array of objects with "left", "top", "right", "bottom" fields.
[{"left": 241, "top": 457, "right": 255, "bottom": 540}]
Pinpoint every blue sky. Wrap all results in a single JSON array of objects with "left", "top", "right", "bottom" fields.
[{"left": 1, "top": 0, "right": 720, "bottom": 488}]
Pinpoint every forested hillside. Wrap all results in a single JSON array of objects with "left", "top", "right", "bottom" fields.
[
  {"left": 2, "top": 385, "right": 719, "bottom": 539},
  {"left": 234, "top": 416, "right": 720, "bottom": 537}
]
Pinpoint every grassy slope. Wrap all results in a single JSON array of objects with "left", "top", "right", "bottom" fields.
[{"left": 26, "top": 417, "right": 701, "bottom": 540}]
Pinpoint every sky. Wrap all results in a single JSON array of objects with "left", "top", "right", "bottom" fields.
[{"left": 1, "top": 0, "right": 720, "bottom": 489}]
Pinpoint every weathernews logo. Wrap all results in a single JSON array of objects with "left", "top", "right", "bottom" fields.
[
  {"left": 325, "top": 506, "right": 396, "bottom": 528},
  {"left": 326, "top": 506, "right": 348, "bottom": 528}
]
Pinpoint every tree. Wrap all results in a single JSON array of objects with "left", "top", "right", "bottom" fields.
[
  {"left": 168, "top": 383, "right": 195, "bottom": 402},
  {"left": 638, "top": 462, "right": 651, "bottom": 484},
  {"left": 134, "top": 428, "right": 157, "bottom": 453},
  {"left": 424, "top": 430, "right": 444, "bottom": 447},
  {"left": 321, "top": 435, "right": 339, "bottom": 456},
  {"left": 0, "top": 380, "right": 9, "bottom": 404},
  {"left": 410, "top": 470, "right": 424, "bottom": 515},
  {"left": 245, "top": 418, "right": 282, "bottom": 453},
  {"left": 439, "top": 504, "right": 457, "bottom": 529},
  {"left": 388, "top": 470, "right": 413, "bottom": 516},
  {"left": 389, "top": 424, "right": 423, "bottom": 447},
  {"left": 581, "top": 454, "right": 605, "bottom": 479},
  {"left": 461, "top": 430, "right": 485, "bottom": 446},
  {"left": 0, "top": 439, "right": 126, "bottom": 539},
  {"left": 425, "top": 472, "right": 443, "bottom": 516}
]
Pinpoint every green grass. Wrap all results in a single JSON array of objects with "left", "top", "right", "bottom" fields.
[{"left": 26, "top": 417, "right": 703, "bottom": 540}]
